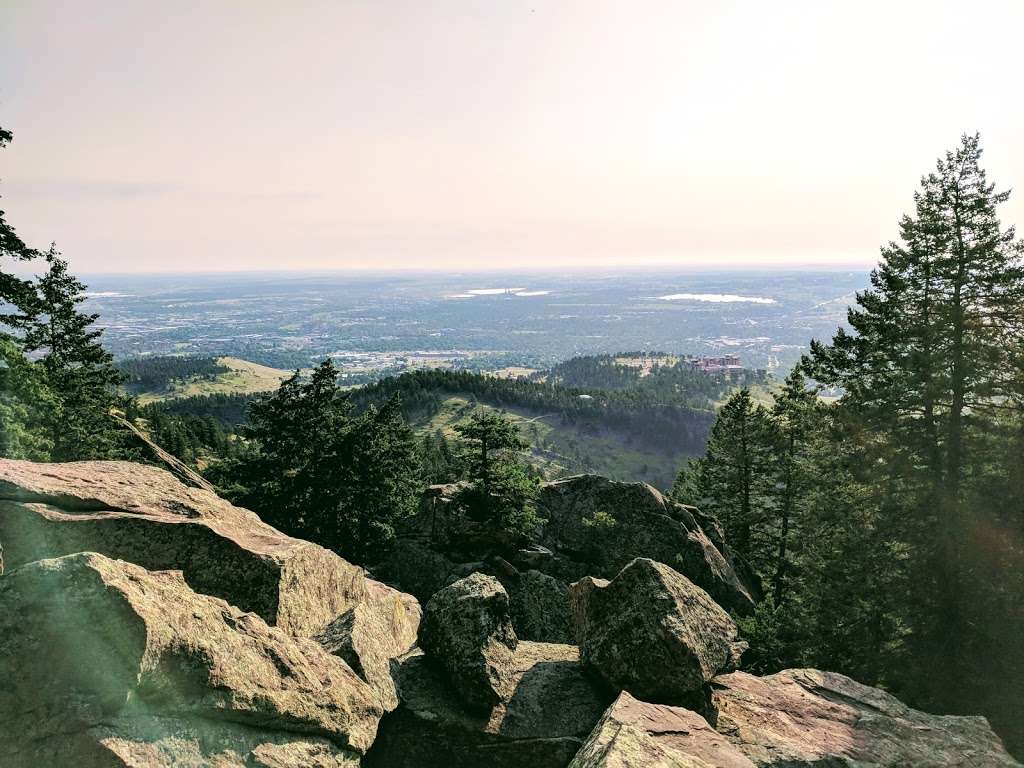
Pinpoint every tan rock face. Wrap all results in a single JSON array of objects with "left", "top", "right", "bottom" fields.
[
  {"left": 570, "top": 558, "right": 746, "bottom": 704},
  {"left": 538, "top": 475, "right": 759, "bottom": 615},
  {"left": 365, "top": 642, "right": 613, "bottom": 768},
  {"left": 569, "top": 691, "right": 755, "bottom": 768},
  {"left": 419, "top": 572, "right": 520, "bottom": 713},
  {"left": 711, "top": 669, "right": 1021, "bottom": 767},
  {"left": 0, "top": 552, "right": 383, "bottom": 768},
  {"left": 0, "top": 459, "right": 366, "bottom": 636},
  {"left": 316, "top": 578, "right": 422, "bottom": 712}
]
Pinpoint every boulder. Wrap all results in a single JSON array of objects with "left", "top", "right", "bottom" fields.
[
  {"left": 316, "top": 579, "right": 422, "bottom": 711},
  {"left": 711, "top": 669, "right": 1021, "bottom": 767},
  {"left": 420, "top": 572, "right": 519, "bottom": 713},
  {"left": 569, "top": 691, "right": 755, "bottom": 768},
  {"left": 570, "top": 558, "right": 745, "bottom": 704},
  {"left": 0, "top": 552, "right": 383, "bottom": 768},
  {"left": 0, "top": 459, "right": 366, "bottom": 636},
  {"left": 507, "top": 568, "right": 574, "bottom": 643},
  {"left": 365, "top": 642, "right": 613, "bottom": 768},
  {"left": 375, "top": 538, "right": 459, "bottom": 601},
  {"left": 538, "top": 475, "right": 759, "bottom": 614}
]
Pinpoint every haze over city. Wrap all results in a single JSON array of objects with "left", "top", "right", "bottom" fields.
[{"left": 3, "top": 0, "right": 1023, "bottom": 273}]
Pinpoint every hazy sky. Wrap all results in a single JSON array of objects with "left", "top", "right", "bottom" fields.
[{"left": 2, "top": 1, "right": 1023, "bottom": 274}]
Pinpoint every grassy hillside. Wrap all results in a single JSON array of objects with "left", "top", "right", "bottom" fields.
[
  {"left": 416, "top": 394, "right": 687, "bottom": 488},
  {"left": 132, "top": 356, "right": 291, "bottom": 404}
]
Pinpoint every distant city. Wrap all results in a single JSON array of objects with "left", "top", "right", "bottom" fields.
[{"left": 82, "top": 268, "right": 867, "bottom": 378}]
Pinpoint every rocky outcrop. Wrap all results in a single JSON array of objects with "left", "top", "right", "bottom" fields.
[
  {"left": 507, "top": 568, "right": 574, "bottom": 643},
  {"left": 420, "top": 572, "right": 520, "bottom": 713},
  {"left": 0, "top": 459, "right": 366, "bottom": 636},
  {"left": 569, "top": 691, "right": 755, "bottom": 768},
  {"left": 538, "top": 475, "right": 759, "bottom": 614},
  {"left": 0, "top": 552, "right": 383, "bottom": 768},
  {"left": 570, "top": 558, "right": 745, "bottom": 704},
  {"left": 316, "top": 579, "right": 422, "bottom": 712},
  {"left": 366, "top": 643, "right": 613, "bottom": 768},
  {"left": 710, "top": 669, "right": 1021, "bottom": 767}
]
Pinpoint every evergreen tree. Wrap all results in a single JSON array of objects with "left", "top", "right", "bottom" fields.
[
  {"left": 453, "top": 410, "right": 543, "bottom": 533},
  {"left": 767, "top": 369, "right": 823, "bottom": 603},
  {"left": 0, "top": 127, "right": 40, "bottom": 332},
  {"left": 806, "top": 134, "right": 1024, "bottom": 706},
  {"left": 21, "top": 249, "right": 124, "bottom": 460},
  {"left": 220, "top": 359, "right": 422, "bottom": 563},
  {"left": 681, "top": 389, "right": 776, "bottom": 569}
]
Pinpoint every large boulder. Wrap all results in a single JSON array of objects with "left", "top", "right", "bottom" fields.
[
  {"left": 0, "top": 459, "right": 366, "bottom": 636},
  {"left": 366, "top": 642, "right": 613, "bottom": 768},
  {"left": 570, "top": 558, "right": 745, "bottom": 704},
  {"left": 375, "top": 538, "right": 460, "bottom": 601},
  {"left": 711, "top": 669, "right": 1021, "bottom": 767},
  {"left": 538, "top": 475, "right": 759, "bottom": 614},
  {"left": 316, "top": 579, "right": 422, "bottom": 712},
  {"left": 420, "top": 572, "right": 519, "bottom": 713},
  {"left": 569, "top": 691, "right": 755, "bottom": 768},
  {"left": 506, "top": 568, "right": 574, "bottom": 644},
  {"left": 0, "top": 552, "right": 383, "bottom": 768}
]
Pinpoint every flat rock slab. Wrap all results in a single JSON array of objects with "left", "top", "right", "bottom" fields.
[
  {"left": 365, "top": 642, "right": 613, "bottom": 768},
  {"left": 0, "top": 459, "right": 366, "bottom": 636},
  {"left": 570, "top": 691, "right": 755, "bottom": 768},
  {"left": 712, "top": 669, "right": 1021, "bottom": 767},
  {"left": 0, "top": 552, "right": 383, "bottom": 768},
  {"left": 570, "top": 558, "right": 745, "bottom": 704}
]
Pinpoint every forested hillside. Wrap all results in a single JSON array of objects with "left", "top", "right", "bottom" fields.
[{"left": 677, "top": 135, "right": 1024, "bottom": 755}]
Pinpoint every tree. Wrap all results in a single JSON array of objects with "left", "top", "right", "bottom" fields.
[
  {"left": 0, "top": 126, "right": 40, "bottom": 332},
  {"left": 681, "top": 389, "right": 777, "bottom": 570},
  {"left": 453, "top": 410, "right": 543, "bottom": 533},
  {"left": 0, "top": 336, "right": 54, "bottom": 459},
  {"left": 21, "top": 248, "right": 124, "bottom": 460},
  {"left": 768, "top": 368, "right": 823, "bottom": 603},
  {"left": 806, "top": 134, "right": 1024, "bottom": 705},
  {"left": 219, "top": 359, "right": 422, "bottom": 564}
]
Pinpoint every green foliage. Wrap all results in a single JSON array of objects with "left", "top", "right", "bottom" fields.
[
  {"left": 581, "top": 509, "right": 617, "bottom": 530},
  {"left": 214, "top": 359, "right": 423, "bottom": 564},
  {"left": 20, "top": 249, "right": 126, "bottom": 460},
  {"left": 118, "top": 355, "right": 229, "bottom": 394},
  {"left": 680, "top": 388, "right": 777, "bottom": 570},
  {"left": 0, "top": 337, "right": 54, "bottom": 459},
  {"left": 685, "top": 135, "right": 1024, "bottom": 755},
  {"left": 451, "top": 410, "right": 544, "bottom": 535}
]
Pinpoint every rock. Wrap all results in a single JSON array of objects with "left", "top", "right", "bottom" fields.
[
  {"left": 570, "top": 558, "right": 745, "bottom": 704},
  {"left": 0, "top": 552, "right": 383, "bottom": 768},
  {"left": 569, "top": 691, "right": 755, "bottom": 768},
  {"left": 420, "top": 572, "right": 519, "bottom": 713},
  {"left": 538, "top": 475, "right": 759, "bottom": 614},
  {"left": 0, "top": 459, "right": 366, "bottom": 636},
  {"left": 316, "top": 579, "right": 422, "bottom": 712},
  {"left": 365, "top": 642, "right": 613, "bottom": 768},
  {"left": 710, "top": 669, "right": 1021, "bottom": 767},
  {"left": 375, "top": 539, "right": 459, "bottom": 601},
  {"left": 507, "top": 568, "right": 574, "bottom": 643}
]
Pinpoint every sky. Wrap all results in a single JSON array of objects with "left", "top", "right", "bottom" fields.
[{"left": 2, "top": 1, "right": 1023, "bottom": 274}]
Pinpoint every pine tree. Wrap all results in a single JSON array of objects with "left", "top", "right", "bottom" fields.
[
  {"left": 21, "top": 248, "right": 124, "bottom": 460},
  {"left": 453, "top": 410, "right": 542, "bottom": 533},
  {"left": 806, "top": 133, "right": 1024, "bottom": 724},
  {"left": 684, "top": 389, "right": 777, "bottom": 570},
  {"left": 221, "top": 360, "right": 422, "bottom": 563},
  {"left": 1, "top": 127, "right": 40, "bottom": 332},
  {"left": 768, "top": 368, "right": 823, "bottom": 603}
]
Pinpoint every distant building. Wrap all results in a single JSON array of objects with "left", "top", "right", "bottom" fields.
[{"left": 684, "top": 354, "right": 744, "bottom": 375}]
